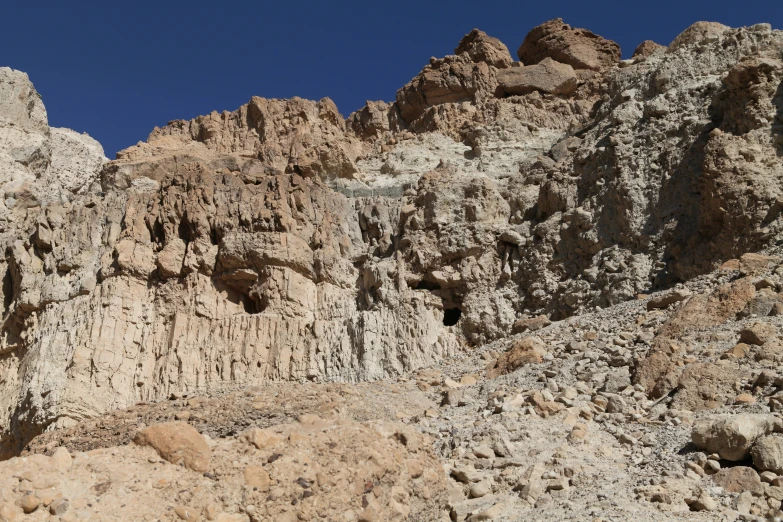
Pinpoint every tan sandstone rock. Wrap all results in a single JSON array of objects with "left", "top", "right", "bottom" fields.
[
  {"left": 497, "top": 58, "right": 578, "bottom": 96},
  {"left": 133, "top": 422, "right": 211, "bottom": 472},
  {"left": 517, "top": 18, "right": 621, "bottom": 71},
  {"left": 692, "top": 414, "right": 781, "bottom": 461}
]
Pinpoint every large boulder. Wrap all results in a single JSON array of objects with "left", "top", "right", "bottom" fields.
[
  {"left": 516, "top": 18, "right": 621, "bottom": 71},
  {"left": 751, "top": 435, "right": 783, "bottom": 474},
  {"left": 632, "top": 40, "right": 666, "bottom": 58},
  {"left": 455, "top": 28, "right": 514, "bottom": 68},
  {"left": 486, "top": 337, "right": 547, "bottom": 378},
  {"left": 133, "top": 421, "right": 212, "bottom": 472},
  {"left": 497, "top": 58, "right": 578, "bottom": 96},
  {"left": 691, "top": 414, "right": 782, "bottom": 461},
  {"left": 668, "top": 21, "right": 730, "bottom": 52}
]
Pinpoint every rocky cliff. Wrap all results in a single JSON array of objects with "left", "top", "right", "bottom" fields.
[{"left": 0, "top": 18, "right": 782, "bottom": 521}]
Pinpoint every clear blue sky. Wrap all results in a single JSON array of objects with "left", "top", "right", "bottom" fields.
[{"left": 3, "top": 1, "right": 782, "bottom": 157}]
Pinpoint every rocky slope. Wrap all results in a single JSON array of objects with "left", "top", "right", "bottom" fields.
[{"left": 0, "top": 17, "right": 782, "bottom": 521}]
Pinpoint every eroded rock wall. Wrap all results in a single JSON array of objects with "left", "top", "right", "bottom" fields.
[{"left": 1, "top": 20, "right": 782, "bottom": 457}]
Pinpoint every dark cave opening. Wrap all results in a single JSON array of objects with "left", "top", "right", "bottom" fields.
[
  {"left": 443, "top": 307, "right": 462, "bottom": 326},
  {"left": 177, "top": 219, "right": 191, "bottom": 242},
  {"left": 241, "top": 295, "right": 265, "bottom": 315}
]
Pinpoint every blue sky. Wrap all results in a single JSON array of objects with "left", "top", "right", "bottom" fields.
[{"left": 3, "top": 1, "right": 782, "bottom": 157}]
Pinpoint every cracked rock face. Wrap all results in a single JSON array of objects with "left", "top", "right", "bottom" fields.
[{"left": 0, "top": 19, "right": 782, "bottom": 473}]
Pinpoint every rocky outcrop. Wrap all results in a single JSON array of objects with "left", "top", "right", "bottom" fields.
[
  {"left": 516, "top": 18, "right": 621, "bottom": 71},
  {"left": 454, "top": 28, "right": 514, "bottom": 69},
  {"left": 497, "top": 58, "right": 578, "bottom": 96},
  {"left": 632, "top": 40, "right": 666, "bottom": 58},
  {"left": 1, "top": 20, "right": 783, "bottom": 472}
]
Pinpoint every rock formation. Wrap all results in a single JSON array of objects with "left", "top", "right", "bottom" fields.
[{"left": 0, "top": 17, "right": 783, "bottom": 521}]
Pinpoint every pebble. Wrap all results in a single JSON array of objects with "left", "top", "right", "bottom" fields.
[
  {"left": 20, "top": 495, "right": 40, "bottom": 514},
  {"left": 49, "top": 499, "right": 69, "bottom": 516},
  {"left": 705, "top": 460, "right": 721, "bottom": 474},
  {"left": 469, "top": 480, "right": 492, "bottom": 498}
]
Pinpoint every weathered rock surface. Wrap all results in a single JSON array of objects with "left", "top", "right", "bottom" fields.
[
  {"left": 516, "top": 18, "right": 621, "bottom": 71},
  {"left": 497, "top": 58, "right": 578, "bottom": 96},
  {"left": 632, "top": 40, "right": 666, "bottom": 58},
  {"left": 133, "top": 421, "right": 212, "bottom": 472},
  {"left": 752, "top": 435, "right": 783, "bottom": 474},
  {"left": 2, "top": 16, "right": 783, "bottom": 521},
  {"left": 692, "top": 414, "right": 781, "bottom": 460}
]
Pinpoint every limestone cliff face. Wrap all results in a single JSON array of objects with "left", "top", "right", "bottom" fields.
[{"left": 0, "top": 20, "right": 782, "bottom": 456}]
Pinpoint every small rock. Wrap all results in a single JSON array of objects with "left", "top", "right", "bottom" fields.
[
  {"left": 735, "top": 393, "right": 756, "bottom": 405},
  {"left": 511, "top": 315, "right": 551, "bottom": 334},
  {"left": 243, "top": 465, "right": 271, "bottom": 490},
  {"left": 568, "top": 424, "right": 588, "bottom": 443},
  {"left": 243, "top": 428, "right": 283, "bottom": 450},
  {"left": 469, "top": 480, "right": 492, "bottom": 498},
  {"left": 175, "top": 505, "right": 199, "bottom": 521},
  {"left": 473, "top": 445, "right": 495, "bottom": 459},
  {"left": 443, "top": 378, "right": 463, "bottom": 389},
  {"left": 705, "top": 459, "right": 721, "bottom": 474},
  {"left": 647, "top": 287, "right": 692, "bottom": 310},
  {"left": 49, "top": 499, "right": 68, "bottom": 516},
  {"left": 20, "top": 495, "right": 40, "bottom": 514},
  {"left": 685, "top": 461, "right": 705, "bottom": 476},
  {"left": 467, "top": 500, "right": 506, "bottom": 521},
  {"left": 452, "top": 467, "right": 483, "bottom": 483},
  {"left": 605, "top": 395, "right": 627, "bottom": 414},
  {"left": 546, "top": 476, "right": 569, "bottom": 491},
  {"left": 460, "top": 374, "right": 479, "bottom": 386},
  {"left": 686, "top": 491, "right": 717, "bottom": 511}
]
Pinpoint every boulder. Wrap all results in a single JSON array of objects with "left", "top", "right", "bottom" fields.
[
  {"left": 712, "top": 466, "right": 764, "bottom": 494},
  {"left": 669, "top": 21, "right": 730, "bottom": 52},
  {"left": 751, "top": 435, "right": 783, "bottom": 474},
  {"left": 739, "top": 322, "right": 776, "bottom": 346},
  {"left": 692, "top": 414, "right": 781, "bottom": 461},
  {"left": 455, "top": 29, "right": 513, "bottom": 68},
  {"left": 486, "top": 337, "right": 547, "bottom": 378},
  {"left": 517, "top": 18, "right": 621, "bottom": 71},
  {"left": 133, "top": 421, "right": 212, "bottom": 472},
  {"left": 511, "top": 314, "right": 552, "bottom": 333},
  {"left": 646, "top": 287, "right": 692, "bottom": 310},
  {"left": 497, "top": 58, "right": 578, "bottom": 96},
  {"left": 632, "top": 40, "right": 666, "bottom": 58}
]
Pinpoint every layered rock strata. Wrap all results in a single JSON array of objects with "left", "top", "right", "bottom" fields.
[{"left": 0, "top": 18, "right": 781, "bottom": 463}]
